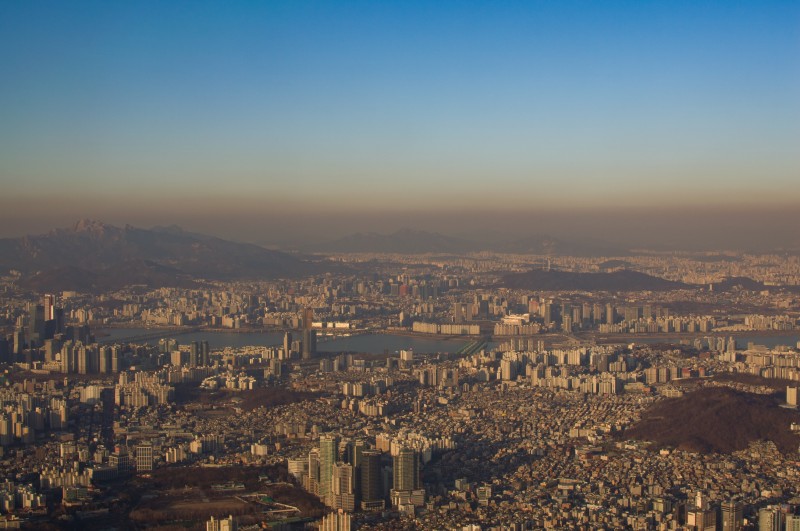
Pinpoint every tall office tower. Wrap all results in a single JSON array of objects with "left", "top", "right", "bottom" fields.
[
  {"left": 136, "top": 442, "right": 154, "bottom": 472},
  {"left": 0, "top": 338, "right": 10, "bottom": 364},
  {"left": 392, "top": 447, "right": 418, "bottom": 491},
  {"left": 302, "top": 329, "right": 317, "bottom": 360},
  {"left": 110, "top": 345, "right": 120, "bottom": 373},
  {"left": 12, "top": 330, "right": 24, "bottom": 355},
  {"left": 721, "top": 500, "right": 744, "bottom": 531},
  {"left": 42, "top": 294, "right": 55, "bottom": 321},
  {"left": 27, "top": 304, "right": 45, "bottom": 347},
  {"left": 303, "top": 308, "right": 314, "bottom": 330},
  {"left": 348, "top": 438, "right": 367, "bottom": 468},
  {"left": 331, "top": 462, "right": 356, "bottom": 512},
  {"left": 283, "top": 332, "right": 293, "bottom": 357},
  {"left": 189, "top": 341, "right": 199, "bottom": 367},
  {"left": 301, "top": 308, "right": 317, "bottom": 360},
  {"left": 360, "top": 450, "right": 384, "bottom": 511},
  {"left": 306, "top": 448, "right": 320, "bottom": 495},
  {"left": 200, "top": 340, "right": 210, "bottom": 366},
  {"left": 319, "top": 434, "right": 339, "bottom": 503},
  {"left": 543, "top": 303, "right": 552, "bottom": 327},
  {"left": 391, "top": 447, "right": 424, "bottom": 508},
  {"left": 53, "top": 308, "right": 65, "bottom": 335}
]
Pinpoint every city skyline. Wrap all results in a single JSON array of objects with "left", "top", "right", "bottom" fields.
[{"left": 1, "top": 1, "right": 798, "bottom": 244}]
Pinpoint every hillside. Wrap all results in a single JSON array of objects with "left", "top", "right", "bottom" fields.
[
  {"left": 502, "top": 269, "right": 688, "bottom": 291},
  {"left": 624, "top": 387, "right": 800, "bottom": 454},
  {"left": 0, "top": 220, "right": 328, "bottom": 292}
]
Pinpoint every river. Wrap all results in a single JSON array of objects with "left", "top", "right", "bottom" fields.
[{"left": 94, "top": 327, "right": 471, "bottom": 354}]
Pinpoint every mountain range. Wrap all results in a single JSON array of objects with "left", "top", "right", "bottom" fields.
[
  {"left": 304, "top": 228, "right": 628, "bottom": 256},
  {"left": 0, "top": 220, "right": 325, "bottom": 292}
]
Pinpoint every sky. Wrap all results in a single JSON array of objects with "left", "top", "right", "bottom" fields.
[{"left": 1, "top": 1, "right": 799, "bottom": 248}]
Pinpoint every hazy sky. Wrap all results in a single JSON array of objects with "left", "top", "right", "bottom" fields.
[{"left": 1, "top": 1, "right": 799, "bottom": 246}]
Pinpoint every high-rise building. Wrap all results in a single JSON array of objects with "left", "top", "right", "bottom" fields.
[
  {"left": 199, "top": 340, "right": 210, "bottom": 366},
  {"left": 721, "top": 500, "right": 744, "bottom": 531},
  {"left": 331, "top": 462, "right": 356, "bottom": 512},
  {"left": 360, "top": 449, "right": 384, "bottom": 511},
  {"left": 27, "top": 304, "right": 45, "bottom": 347},
  {"left": 303, "top": 307, "right": 314, "bottom": 329},
  {"left": 99, "top": 346, "right": 112, "bottom": 374},
  {"left": 110, "top": 346, "right": 120, "bottom": 373},
  {"left": 206, "top": 515, "right": 237, "bottom": 531},
  {"left": 390, "top": 447, "right": 424, "bottom": 509},
  {"left": 283, "top": 332, "right": 293, "bottom": 357},
  {"left": 392, "top": 447, "right": 418, "bottom": 492},
  {"left": 136, "top": 442, "right": 154, "bottom": 472},
  {"left": 543, "top": 303, "right": 552, "bottom": 327},
  {"left": 42, "top": 294, "right": 55, "bottom": 321},
  {"left": 190, "top": 341, "right": 199, "bottom": 367},
  {"left": 306, "top": 448, "right": 320, "bottom": 495},
  {"left": 319, "top": 434, "right": 339, "bottom": 503},
  {"left": 109, "top": 449, "right": 132, "bottom": 474},
  {"left": 453, "top": 302, "right": 464, "bottom": 324},
  {"left": 319, "top": 510, "right": 352, "bottom": 531},
  {"left": 786, "top": 514, "right": 800, "bottom": 531},
  {"left": 787, "top": 386, "right": 799, "bottom": 407},
  {"left": 302, "top": 329, "right": 317, "bottom": 360},
  {"left": 759, "top": 506, "right": 784, "bottom": 531}
]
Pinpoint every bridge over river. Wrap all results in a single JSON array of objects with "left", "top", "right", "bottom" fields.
[{"left": 97, "top": 327, "right": 202, "bottom": 345}]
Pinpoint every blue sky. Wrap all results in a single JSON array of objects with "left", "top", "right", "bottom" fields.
[{"left": 0, "top": 1, "right": 798, "bottom": 239}]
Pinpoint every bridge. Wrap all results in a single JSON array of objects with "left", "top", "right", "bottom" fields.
[{"left": 97, "top": 327, "right": 201, "bottom": 345}]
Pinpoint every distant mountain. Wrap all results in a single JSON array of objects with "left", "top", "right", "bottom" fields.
[
  {"left": 309, "top": 228, "right": 474, "bottom": 254},
  {"left": 501, "top": 269, "right": 688, "bottom": 291},
  {"left": 709, "top": 276, "right": 766, "bottom": 292},
  {"left": 0, "top": 220, "right": 325, "bottom": 292},
  {"left": 624, "top": 386, "right": 800, "bottom": 454},
  {"left": 308, "top": 229, "right": 628, "bottom": 256},
  {"left": 493, "top": 235, "right": 628, "bottom": 257}
]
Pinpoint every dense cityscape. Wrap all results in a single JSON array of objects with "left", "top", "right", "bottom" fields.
[
  {"left": 2, "top": 1, "right": 799, "bottom": 529},
  {"left": 0, "top": 224, "right": 798, "bottom": 529}
]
